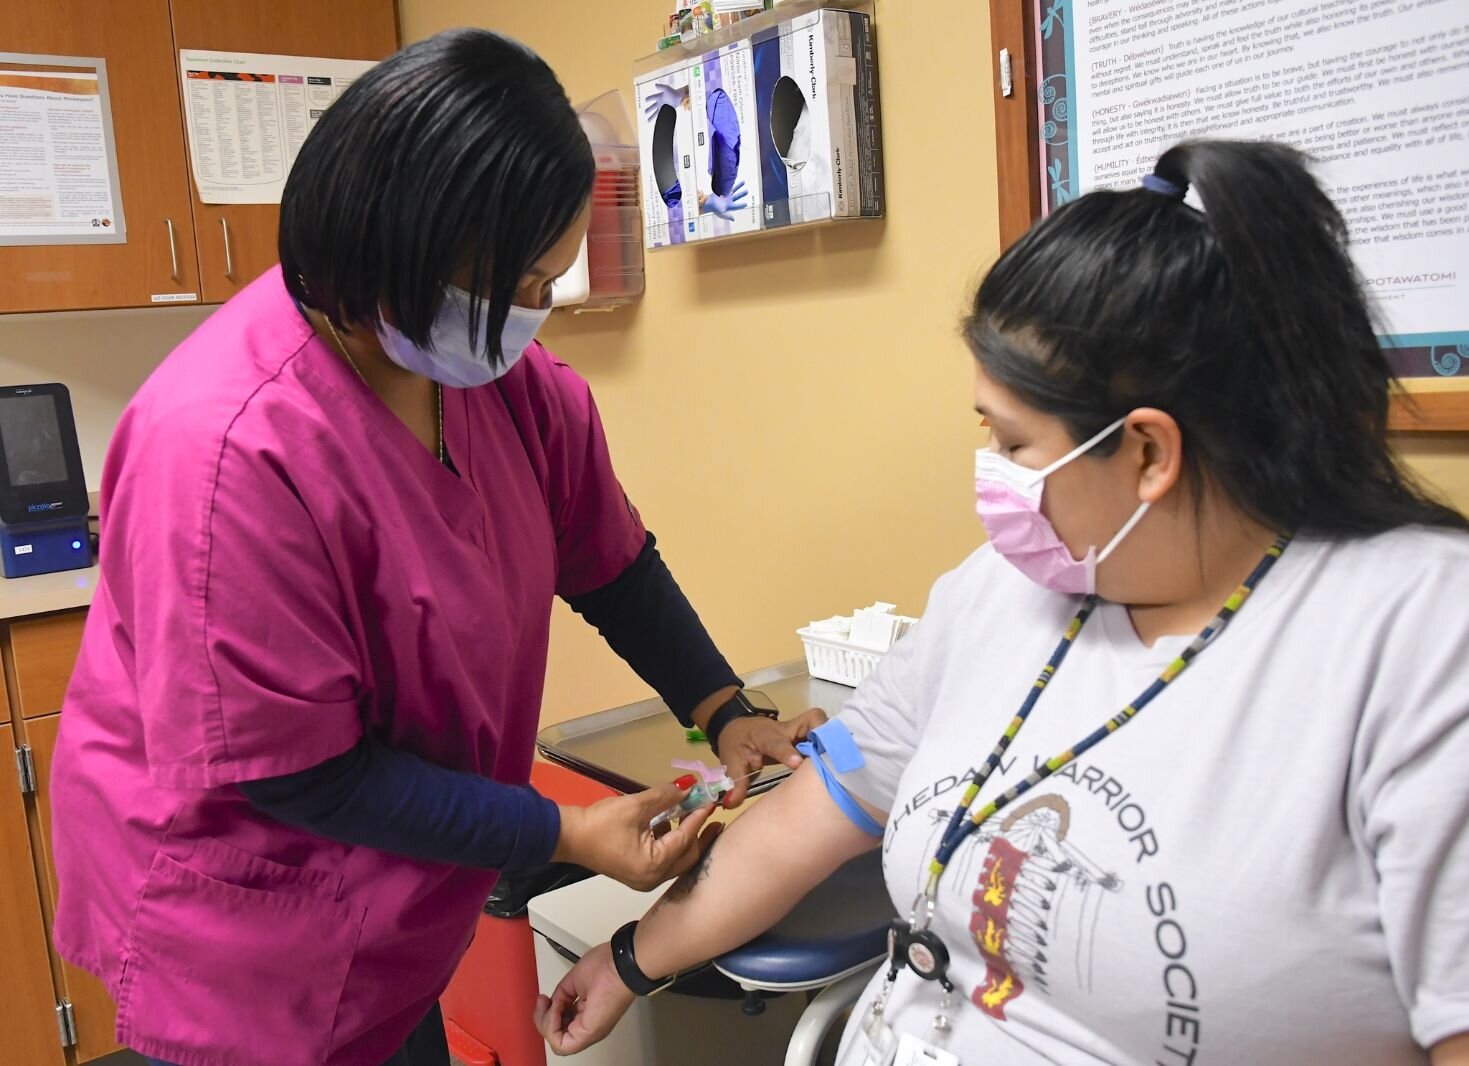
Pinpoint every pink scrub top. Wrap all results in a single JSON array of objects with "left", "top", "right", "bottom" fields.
[{"left": 50, "top": 266, "right": 645, "bottom": 1066}]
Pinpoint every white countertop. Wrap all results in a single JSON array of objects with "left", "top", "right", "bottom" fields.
[
  {"left": 0, "top": 564, "right": 98, "bottom": 621},
  {"left": 528, "top": 873, "right": 661, "bottom": 953}
]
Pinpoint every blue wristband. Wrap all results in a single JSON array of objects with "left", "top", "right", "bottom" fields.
[{"left": 796, "top": 721, "right": 884, "bottom": 838}]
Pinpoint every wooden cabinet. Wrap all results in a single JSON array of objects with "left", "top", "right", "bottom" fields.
[
  {"left": 0, "top": 0, "right": 202, "bottom": 313},
  {"left": 0, "top": 0, "right": 398, "bottom": 313},
  {"left": 5, "top": 614, "right": 85, "bottom": 720},
  {"left": 3, "top": 610, "right": 117, "bottom": 1065},
  {"left": 169, "top": 0, "right": 400, "bottom": 302},
  {"left": 26, "top": 713, "right": 119, "bottom": 1064},
  {"left": 0, "top": 634, "right": 69, "bottom": 1066},
  {"left": 0, "top": 753, "right": 66, "bottom": 1066}
]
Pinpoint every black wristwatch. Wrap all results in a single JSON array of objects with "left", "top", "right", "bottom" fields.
[
  {"left": 611, "top": 920, "right": 675, "bottom": 996},
  {"left": 705, "top": 688, "right": 780, "bottom": 758}
]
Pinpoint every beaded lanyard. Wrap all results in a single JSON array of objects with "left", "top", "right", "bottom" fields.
[{"left": 875, "top": 534, "right": 1294, "bottom": 1035}]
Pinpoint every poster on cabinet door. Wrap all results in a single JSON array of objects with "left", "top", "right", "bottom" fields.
[
  {"left": 0, "top": 54, "right": 126, "bottom": 246},
  {"left": 179, "top": 49, "right": 378, "bottom": 205},
  {"left": 1035, "top": 0, "right": 1469, "bottom": 378}
]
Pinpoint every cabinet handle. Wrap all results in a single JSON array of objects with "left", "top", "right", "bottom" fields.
[
  {"left": 220, "top": 217, "right": 235, "bottom": 279},
  {"left": 164, "top": 218, "right": 180, "bottom": 280}
]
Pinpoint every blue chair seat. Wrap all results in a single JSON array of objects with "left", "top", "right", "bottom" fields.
[{"left": 714, "top": 851, "right": 893, "bottom": 990}]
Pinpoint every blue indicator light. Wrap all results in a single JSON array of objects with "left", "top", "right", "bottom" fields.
[{"left": 72, "top": 540, "right": 83, "bottom": 551}]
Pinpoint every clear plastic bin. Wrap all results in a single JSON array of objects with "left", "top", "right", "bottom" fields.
[{"left": 573, "top": 91, "right": 645, "bottom": 309}]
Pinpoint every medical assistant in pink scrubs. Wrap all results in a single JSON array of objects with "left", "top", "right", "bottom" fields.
[{"left": 48, "top": 29, "right": 821, "bottom": 1066}]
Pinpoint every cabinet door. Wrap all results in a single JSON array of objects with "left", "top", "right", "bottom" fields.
[
  {"left": 168, "top": 0, "right": 400, "bottom": 303},
  {"left": 0, "top": 0, "right": 201, "bottom": 312},
  {"left": 0, "top": 730, "right": 66, "bottom": 1066},
  {"left": 5, "top": 612, "right": 86, "bottom": 720},
  {"left": 26, "top": 713, "right": 120, "bottom": 1063}
]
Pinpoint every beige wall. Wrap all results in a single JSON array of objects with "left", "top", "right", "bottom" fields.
[
  {"left": 399, "top": 0, "right": 1469, "bottom": 725},
  {"left": 0, "top": 307, "right": 212, "bottom": 486},
  {"left": 0, "top": 0, "right": 1461, "bottom": 729},
  {"left": 397, "top": 0, "right": 999, "bottom": 724}
]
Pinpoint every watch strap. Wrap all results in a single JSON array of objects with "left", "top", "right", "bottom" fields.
[
  {"left": 610, "top": 920, "right": 674, "bottom": 997},
  {"left": 705, "top": 690, "right": 777, "bottom": 757}
]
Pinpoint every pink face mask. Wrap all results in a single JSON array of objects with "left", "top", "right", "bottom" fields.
[{"left": 975, "top": 417, "right": 1150, "bottom": 596}]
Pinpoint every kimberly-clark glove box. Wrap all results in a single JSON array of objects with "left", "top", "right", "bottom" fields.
[
  {"left": 636, "top": 60, "right": 701, "bottom": 247},
  {"left": 689, "top": 40, "right": 763, "bottom": 239},
  {"left": 633, "top": 2, "right": 883, "bottom": 248},
  {"left": 751, "top": 6, "right": 883, "bottom": 229}
]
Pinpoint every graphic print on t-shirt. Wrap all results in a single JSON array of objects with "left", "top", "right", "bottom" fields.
[
  {"left": 888, "top": 752, "right": 1205, "bottom": 1066},
  {"left": 963, "top": 794, "right": 1122, "bottom": 1019},
  {"left": 841, "top": 536, "right": 1469, "bottom": 1065}
]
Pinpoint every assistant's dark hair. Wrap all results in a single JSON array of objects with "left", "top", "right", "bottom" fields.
[
  {"left": 280, "top": 28, "right": 594, "bottom": 362},
  {"left": 965, "top": 140, "right": 1467, "bottom": 537}
]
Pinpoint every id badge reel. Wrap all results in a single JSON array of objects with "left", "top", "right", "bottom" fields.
[{"left": 842, "top": 908, "right": 966, "bottom": 1066}]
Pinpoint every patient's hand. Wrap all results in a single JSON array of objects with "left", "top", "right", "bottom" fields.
[{"left": 533, "top": 942, "right": 634, "bottom": 1056}]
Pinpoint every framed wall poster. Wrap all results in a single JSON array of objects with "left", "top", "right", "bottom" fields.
[
  {"left": 987, "top": 0, "right": 1469, "bottom": 432},
  {"left": 0, "top": 53, "right": 127, "bottom": 247}
]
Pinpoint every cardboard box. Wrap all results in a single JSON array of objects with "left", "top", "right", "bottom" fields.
[
  {"left": 751, "top": 8, "right": 883, "bottom": 229},
  {"left": 634, "top": 61, "right": 701, "bottom": 248},
  {"left": 689, "top": 40, "right": 763, "bottom": 239}
]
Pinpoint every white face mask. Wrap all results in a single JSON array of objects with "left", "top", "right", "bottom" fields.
[{"left": 376, "top": 286, "right": 551, "bottom": 388}]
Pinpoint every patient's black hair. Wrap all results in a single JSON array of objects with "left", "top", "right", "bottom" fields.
[
  {"left": 965, "top": 139, "right": 1466, "bottom": 536},
  {"left": 280, "top": 28, "right": 593, "bottom": 364}
]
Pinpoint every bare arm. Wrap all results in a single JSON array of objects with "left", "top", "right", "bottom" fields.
[
  {"left": 634, "top": 758, "right": 883, "bottom": 977},
  {"left": 535, "top": 759, "right": 886, "bottom": 1055},
  {"left": 1433, "top": 1033, "right": 1469, "bottom": 1066}
]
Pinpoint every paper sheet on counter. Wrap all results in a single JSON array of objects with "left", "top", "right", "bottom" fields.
[{"left": 179, "top": 49, "right": 377, "bottom": 205}]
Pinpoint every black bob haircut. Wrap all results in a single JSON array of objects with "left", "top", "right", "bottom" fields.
[
  {"left": 280, "top": 29, "right": 594, "bottom": 364},
  {"left": 966, "top": 139, "right": 1467, "bottom": 538}
]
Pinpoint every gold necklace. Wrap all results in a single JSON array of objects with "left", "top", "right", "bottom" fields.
[{"left": 323, "top": 316, "right": 445, "bottom": 464}]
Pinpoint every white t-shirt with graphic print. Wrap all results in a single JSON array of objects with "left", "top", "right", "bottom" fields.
[{"left": 833, "top": 528, "right": 1469, "bottom": 1065}]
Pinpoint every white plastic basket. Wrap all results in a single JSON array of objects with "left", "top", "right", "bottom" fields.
[{"left": 797, "top": 627, "right": 887, "bottom": 688}]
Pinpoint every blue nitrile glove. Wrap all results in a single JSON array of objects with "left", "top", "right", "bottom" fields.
[
  {"left": 643, "top": 82, "right": 688, "bottom": 121},
  {"left": 702, "top": 180, "right": 749, "bottom": 221}
]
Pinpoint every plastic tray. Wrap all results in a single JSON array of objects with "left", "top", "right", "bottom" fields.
[{"left": 535, "top": 660, "right": 853, "bottom": 795}]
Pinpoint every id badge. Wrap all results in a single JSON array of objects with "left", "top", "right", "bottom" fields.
[
  {"left": 892, "top": 1032, "right": 961, "bottom": 1066},
  {"left": 839, "top": 1010, "right": 900, "bottom": 1066}
]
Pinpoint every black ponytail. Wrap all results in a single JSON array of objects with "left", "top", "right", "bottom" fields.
[{"left": 965, "top": 139, "right": 1467, "bottom": 538}]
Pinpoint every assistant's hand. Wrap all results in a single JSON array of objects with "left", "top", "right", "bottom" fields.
[
  {"left": 701, "top": 180, "right": 750, "bottom": 220},
  {"left": 715, "top": 707, "right": 828, "bottom": 807},
  {"left": 642, "top": 82, "right": 688, "bottom": 120},
  {"left": 533, "top": 942, "right": 635, "bottom": 1056},
  {"left": 553, "top": 783, "right": 722, "bottom": 891}
]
